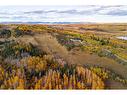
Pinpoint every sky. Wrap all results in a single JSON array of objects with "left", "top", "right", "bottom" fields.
[
  {"left": 0, "top": 1, "right": 127, "bottom": 23},
  {"left": 0, "top": 0, "right": 127, "bottom": 5},
  {"left": 0, "top": 5, "right": 127, "bottom": 23}
]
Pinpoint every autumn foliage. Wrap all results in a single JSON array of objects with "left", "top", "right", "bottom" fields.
[
  {"left": 34, "top": 66, "right": 104, "bottom": 89},
  {"left": 1, "top": 24, "right": 127, "bottom": 89}
]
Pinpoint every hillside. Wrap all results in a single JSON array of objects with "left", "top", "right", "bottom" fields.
[{"left": 0, "top": 24, "right": 127, "bottom": 89}]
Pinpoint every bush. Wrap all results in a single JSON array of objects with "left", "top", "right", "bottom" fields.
[{"left": 1, "top": 41, "right": 42, "bottom": 58}]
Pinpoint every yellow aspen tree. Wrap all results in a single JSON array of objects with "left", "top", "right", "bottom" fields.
[
  {"left": 56, "top": 85, "right": 59, "bottom": 89},
  {"left": 59, "top": 84, "right": 62, "bottom": 89},
  {"left": 68, "top": 83, "right": 72, "bottom": 89},
  {"left": 48, "top": 82, "right": 52, "bottom": 89},
  {"left": 77, "top": 82, "right": 82, "bottom": 89},
  {"left": 8, "top": 79, "right": 12, "bottom": 87},
  {"left": 92, "top": 80, "right": 97, "bottom": 89},
  {"left": 81, "top": 82, "right": 85, "bottom": 89},
  {"left": 72, "top": 74, "right": 76, "bottom": 88},
  {"left": 35, "top": 82, "right": 40, "bottom": 89},
  {"left": 57, "top": 72, "right": 60, "bottom": 86},
  {"left": 69, "top": 75, "right": 73, "bottom": 89},
  {"left": 63, "top": 74, "right": 67, "bottom": 89},
  {"left": 17, "top": 83, "right": 24, "bottom": 89}
]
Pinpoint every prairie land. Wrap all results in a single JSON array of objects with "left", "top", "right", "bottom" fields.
[{"left": 0, "top": 24, "right": 127, "bottom": 89}]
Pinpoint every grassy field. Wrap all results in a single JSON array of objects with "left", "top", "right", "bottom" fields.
[{"left": 0, "top": 24, "right": 127, "bottom": 89}]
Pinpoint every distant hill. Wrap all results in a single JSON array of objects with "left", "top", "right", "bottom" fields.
[{"left": 0, "top": 22, "right": 94, "bottom": 24}]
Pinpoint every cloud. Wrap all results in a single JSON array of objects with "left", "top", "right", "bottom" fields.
[
  {"left": 97, "top": 6, "right": 127, "bottom": 16},
  {"left": 0, "top": 5, "right": 127, "bottom": 23},
  {"left": 22, "top": 5, "right": 127, "bottom": 16},
  {"left": 105, "top": 10, "right": 127, "bottom": 16}
]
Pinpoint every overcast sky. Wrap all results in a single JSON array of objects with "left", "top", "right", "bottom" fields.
[{"left": 0, "top": 0, "right": 127, "bottom": 5}]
